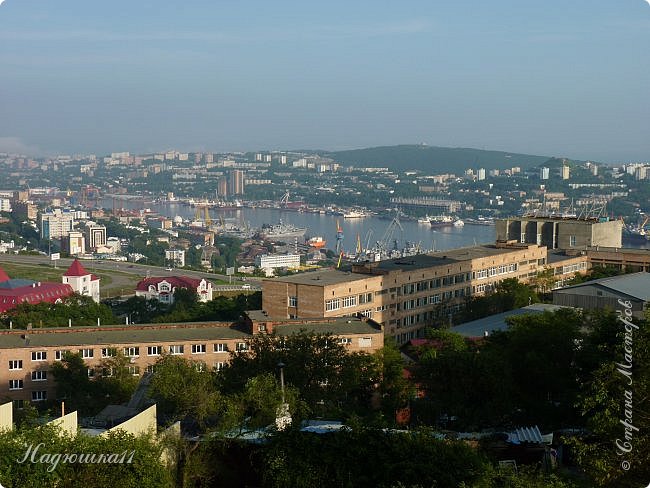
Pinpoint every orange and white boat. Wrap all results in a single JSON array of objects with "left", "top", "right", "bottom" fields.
[{"left": 306, "top": 236, "right": 327, "bottom": 248}]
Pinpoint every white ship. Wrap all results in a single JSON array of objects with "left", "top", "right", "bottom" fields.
[
  {"left": 261, "top": 220, "right": 307, "bottom": 240},
  {"left": 343, "top": 209, "right": 369, "bottom": 219}
]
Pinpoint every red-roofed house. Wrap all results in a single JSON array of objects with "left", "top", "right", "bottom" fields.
[
  {"left": 0, "top": 267, "right": 74, "bottom": 313},
  {"left": 135, "top": 276, "right": 213, "bottom": 304},
  {"left": 62, "top": 259, "right": 101, "bottom": 302}
]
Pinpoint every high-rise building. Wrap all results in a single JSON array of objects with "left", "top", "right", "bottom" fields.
[
  {"left": 561, "top": 165, "right": 570, "bottom": 180},
  {"left": 40, "top": 211, "right": 75, "bottom": 240},
  {"left": 540, "top": 167, "right": 550, "bottom": 180},
  {"left": 85, "top": 222, "right": 107, "bottom": 250},
  {"left": 217, "top": 177, "right": 228, "bottom": 198},
  {"left": 229, "top": 170, "right": 245, "bottom": 195},
  {"left": 477, "top": 168, "right": 486, "bottom": 181},
  {"left": 67, "top": 231, "right": 86, "bottom": 255}
]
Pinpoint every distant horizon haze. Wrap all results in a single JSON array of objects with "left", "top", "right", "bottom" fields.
[{"left": 1, "top": 1, "right": 649, "bottom": 163}]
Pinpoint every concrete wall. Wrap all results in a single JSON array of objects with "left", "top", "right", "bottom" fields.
[
  {"left": 103, "top": 404, "right": 156, "bottom": 437},
  {"left": 497, "top": 218, "right": 623, "bottom": 250},
  {"left": 0, "top": 402, "right": 12, "bottom": 431},
  {"left": 47, "top": 410, "right": 78, "bottom": 436}
]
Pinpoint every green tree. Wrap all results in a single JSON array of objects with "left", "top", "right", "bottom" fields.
[
  {"left": 96, "top": 351, "right": 140, "bottom": 406},
  {"left": 1, "top": 294, "right": 116, "bottom": 329},
  {"left": 147, "top": 355, "right": 221, "bottom": 427},
  {"left": 50, "top": 352, "right": 98, "bottom": 415},
  {"left": 0, "top": 424, "right": 172, "bottom": 487},
  {"left": 217, "top": 331, "right": 380, "bottom": 419}
]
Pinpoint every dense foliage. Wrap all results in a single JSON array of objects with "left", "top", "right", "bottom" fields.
[
  {"left": 0, "top": 294, "right": 117, "bottom": 328},
  {"left": 0, "top": 424, "right": 171, "bottom": 487}
]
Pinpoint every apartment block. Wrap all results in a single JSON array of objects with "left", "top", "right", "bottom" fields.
[
  {"left": 0, "top": 315, "right": 383, "bottom": 404},
  {"left": 39, "top": 211, "right": 75, "bottom": 240},
  {"left": 262, "top": 243, "right": 578, "bottom": 344}
]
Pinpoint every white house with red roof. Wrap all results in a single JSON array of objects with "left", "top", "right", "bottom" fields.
[
  {"left": 62, "top": 259, "right": 101, "bottom": 303},
  {"left": 135, "top": 276, "right": 213, "bottom": 304}
]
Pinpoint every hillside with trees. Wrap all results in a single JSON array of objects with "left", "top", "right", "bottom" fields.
[{"left": 323, "top": 144, "right": 552, "bottom": 172}]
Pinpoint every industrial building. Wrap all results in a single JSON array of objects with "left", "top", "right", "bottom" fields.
[
  {"left": 496, "top": 216, "right": 623, "bottom": 250},
  {"left": 552, "top": 272, "right": 650, "bottom": 318}
]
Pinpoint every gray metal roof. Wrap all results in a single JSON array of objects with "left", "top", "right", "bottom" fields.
[
  {"left": 450, "top": 303, "right": 570, "bottom": 338},
  {"left": 263, "top": 269, "right": 371, "bottom": 286},
  {"left": 0, "top": 324, "right": 249, "bottom": 349},
  {"left": 554, "top": 272, "right": 650, "bottom": 301}
]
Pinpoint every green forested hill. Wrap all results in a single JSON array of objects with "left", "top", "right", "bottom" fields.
[{"left": 323, "top": 144, "right": 552, "bottom": 172}]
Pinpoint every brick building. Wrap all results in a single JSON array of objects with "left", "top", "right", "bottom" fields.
[
  {"left": 263, "top": 243, "right": 588, "bottom": 343},
  {"left": 0, "top": 314, "right": 383, "bottom": 405}
]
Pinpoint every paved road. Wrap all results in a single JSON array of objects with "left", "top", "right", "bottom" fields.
[{"left": 0, "top": 254, "right": 263, "bottom": 285}]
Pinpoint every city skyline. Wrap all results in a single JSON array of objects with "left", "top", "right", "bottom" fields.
[{"left": 1, "top": 1, "right": 649, "bottom": 162}]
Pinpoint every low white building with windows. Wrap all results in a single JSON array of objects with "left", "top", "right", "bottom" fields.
[{"left": 255, "top": 253, "right": 300, "bottom": 276}]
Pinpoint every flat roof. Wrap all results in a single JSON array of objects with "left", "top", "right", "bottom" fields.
[
  {"left": 263, "top": 268, "right": 372, "bottom": 286},
  {"left": 246, "top": 311, "right": 381, "bottom": 336},
  {"left": 450, "top": 304, "right": 571, "bottom": 338},
  {"left": 368, "top": 245, "right": 533, "bottom": 272},
  {"left": 547, "top": 251, "right": 585, "bottom": 264},
  {"left": 274, "top": 319, "right": 381, "bottom": 336},
  {"left": 0, "top": 324, "right": 249, "bottom": 349}
]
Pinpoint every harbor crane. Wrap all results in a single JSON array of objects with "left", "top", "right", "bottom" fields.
[{"left": 335, "top": 219, "right": 344, "bottom": 253}]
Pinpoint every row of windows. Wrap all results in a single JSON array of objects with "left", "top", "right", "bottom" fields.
[
  {"left": 474, "top": 263, "right": 518, "bottom": 280},
  {"left": 560, "top": 262, "right": 588, "bottom": 274},
  {"left": 19, "top": 343, "right": 241, "bottom": 364}
]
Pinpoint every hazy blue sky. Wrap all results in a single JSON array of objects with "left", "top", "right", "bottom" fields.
[{"left": 1, "top": 0, "right": 649, "bottom": 161}]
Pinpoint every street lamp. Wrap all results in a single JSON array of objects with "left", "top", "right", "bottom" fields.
[{"left": 277, "top": 361, "right": 286, "bottom": 403}]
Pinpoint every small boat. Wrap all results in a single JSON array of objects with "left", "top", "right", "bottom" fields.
[
  {"left": 453, "top": 219, "right": 465, "bottom": 227},
  {"left": 306, "top": 236, "right": 327, "bottom": 248},
  {"left": 343, "top": 210, "right": 368, "bottom": 219},
  {"left": 417, "top": 215, "right": 432, "bottom": 224}
]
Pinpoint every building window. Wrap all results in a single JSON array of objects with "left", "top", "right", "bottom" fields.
[
  {"left": 169, "top": 345, "right": 184, "bottom": 355},
  {"left": 81, "top": 349, "right": 94, "bottom": 359},
  {"left": 101, "top": 348, "right": 117, "bottom": 358},
  {"left": 13, "top": 400, "right": 24, "bottom": 409},
  {"left": 194, "top": 362, "right": 206, "bottom": 372},
  {"left": 31, "top": 351, "right": 47, "bottom": 361},
  {"left": 31, "top": 371, "right": 47, "bottom": 382},
  {"left": 55, "top": 350, "right": 69, "bottom": 361},
  {"left": 9, "top": 379, "right": 24, "bottom": 390},
  {"left": 288, "top": 296, "right": 298, "bottom": 307},
  {"left": 569, "top": 235, "right": 577, "bottom": 247},
  {"left": 87, "top": 368, "right": 95, "bottom": 378},
  {"left": 191, "top": 344, "right": 206, "bottom": 354},
  {"left": 337, "top": 337, "right": 352, "bottom": 345},
  {"left": 124, "top": 347, "right": 140, "bottom": 357},
  {"left": 128, "top": 366, "right": 140, "bottom": 376},
  {"left": 342, "top": 296, "right": 357, "bottom": 308},
  {"left": 214, "top": 343, "right": 228, "bottom": 353},
  {"left": 236, "top": 342, "right": 248, "bottom": 351},
  {"left": 9, "top": 360, "right": 22, "bottom": 370},
  {"left": 32, "top": 391, "right": 47, "bottom": 402},
  {"left": 145, "top": 365, "right": 156, "bottom": 374},
  {"left": 359, "top": 293, "right": 373, "bottom": 304},
  {"left": 215, "top": 362, "right": 225, "bottom": 372},
  {"left": 325, "top": 298, "right": 340, "bottom": 311},
  {"left": 147, "top": 346, "right": 162, "bottom": 356}
]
